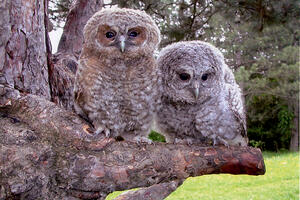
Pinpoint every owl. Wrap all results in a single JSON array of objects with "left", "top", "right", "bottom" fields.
[
  {"left": 155, "top": 41, "right": 248, "bottom": 146},
  {"left": 73, "top": 8, "right": 161, "bottom": 142}
]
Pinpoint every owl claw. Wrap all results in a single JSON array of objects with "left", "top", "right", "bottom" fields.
[
  {"left": 94, "top": 125, "right": 111, "bottom": 137},
  {"left": 134, "top": 136, "right": 153, "bottom": 144},
  {"left": 174, "top": 138, "right": 194, "bottom": 145},
  {"left": 104, "top": 128, "right": 111, "bottom": 137},
  {"left": 213, "top": 137, "right": 229, "bottom": 147}
]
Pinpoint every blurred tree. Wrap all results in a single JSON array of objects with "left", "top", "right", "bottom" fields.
[
  {"left": 49, "top": 0, "right": 74, "bottom": 29},
  {"left": 220, "top": 19, "right": 299, "bottom": 151},
  {"left": 215, "top": 0, "right": 299, "bottom": 31}
]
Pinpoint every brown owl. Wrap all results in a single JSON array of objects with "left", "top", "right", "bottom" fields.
[
  {"left": 74, "top": 8, "right": 161, "bottom": 142},
  {"left": 155, "top": 41, "right": 248, "bottom": 146}
]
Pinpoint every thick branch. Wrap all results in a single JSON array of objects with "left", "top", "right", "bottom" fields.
[
  {"left": 113, "top": 180, "right": 183, "bottom": 200},
  {"left": 0, "top": 85, "right": 265, "bottom": 199}
]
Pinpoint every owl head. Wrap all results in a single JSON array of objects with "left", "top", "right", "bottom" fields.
[
  {"left": 82, "top": 8, "right": 160, "bottom": 57},
  {"left": 158, "top": 41, "right": 226, "bottom": 104}
]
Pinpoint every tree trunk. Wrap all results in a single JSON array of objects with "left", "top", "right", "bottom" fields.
[
  {"left": 0, "top": 0, "right": 50, "bottom": 99},
  {"left": 289, "top": 103, "right": 299, "bottom": 151},
  {"left": 57, "top": 0, "right": 104, "bottom": 55}
]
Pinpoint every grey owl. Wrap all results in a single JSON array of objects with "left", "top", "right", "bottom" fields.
[
  {"left": 155, "top": 41, "right": 248, "bottom": 146},
  {"left": 74, "top": 8, "right": 161, "bottom": 142}
]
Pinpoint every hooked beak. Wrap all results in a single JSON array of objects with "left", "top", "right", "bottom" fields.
[
  {"left": 193, "top": 82, "right": 200, "bottom": 100},
  {"left": 119, "top": 36, "right": 126, "bottom": 53}
]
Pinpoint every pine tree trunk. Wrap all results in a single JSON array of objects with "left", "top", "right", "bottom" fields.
[
  {"left": 57, "top": 0, "right": 104, "bottom": 55},
  {"left": 0, "top": 0, "right": 51, "bottom": 99},
  {"left": 289, "top": 103, "right": 299, "bottom": 151}
]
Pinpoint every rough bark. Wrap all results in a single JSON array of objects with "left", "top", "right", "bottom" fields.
[
  {"left": 0, "top": 0, "right": 51, "bottom": 99},
  {"left": 113, "top": 180, "right": 183, "bottom": 200},
  {"left": 0, "top": 85, "right": 265, "bottom": 200},
  {"left": 50, "top": 53, "right": 78, "bottom": 111},
  {"left": 49, "top": 0, "right": 103, "bottom": 111}
]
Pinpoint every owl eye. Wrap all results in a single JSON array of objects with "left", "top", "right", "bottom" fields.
[
  {"left": 105, "top": 31, "right": 115, "bottom": 39},
  {"left": 128, "top": 31, "right": 139, "bottom": 37},
  {"left": 201, "top": 73, "right": 209, "bottom": 81},
  {"left": 178, "top": 73, "right": 191, "bottom": 81}
]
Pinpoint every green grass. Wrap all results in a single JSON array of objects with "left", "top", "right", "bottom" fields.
[{"left": 106, "top": 151, "right": 299, "bottom": 200}]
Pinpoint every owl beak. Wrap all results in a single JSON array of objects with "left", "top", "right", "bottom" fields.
[
  {"left": 119, "top": 36, "right": 126, "bottom": 53},
  {"left": 193, "top": 82, "right": 200, "bottom": 100}
]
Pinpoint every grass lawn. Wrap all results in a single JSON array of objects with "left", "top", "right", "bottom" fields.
[{"left": 106, "top": 151, "right": 299, "bottom": 200}]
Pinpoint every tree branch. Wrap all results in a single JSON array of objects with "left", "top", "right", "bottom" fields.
[
  {"left": 0, "top": 84, "right": 265, "bottom": 199},
  {"left": 113, "top": 180, "right": 183, "bottom": 200}
]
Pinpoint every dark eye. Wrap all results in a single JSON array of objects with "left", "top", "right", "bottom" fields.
[
  {"left": 128, "top": 31, "right": 138, "bottom": 37},
  {"left": 178, "top": 73, "right": 191, "bottom": 81},
  {"left": 105, "top": 31, "right": 115, "bottom": 38},
  {"left": 201, "top": 73, "right": 209, "bottom": 81}
]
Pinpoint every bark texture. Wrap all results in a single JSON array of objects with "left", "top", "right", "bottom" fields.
[
  {"left": 113, "top": 180, "right": 183, "bottom": 200},
  {"left": 0, "top": 0, "right": 50, "bottom": 99},
  {"left": 50, "top": 53, "right": 78, "bottom": 111},
  {"left": 0, "top": 85, "right": 265, "bottom": 200}
]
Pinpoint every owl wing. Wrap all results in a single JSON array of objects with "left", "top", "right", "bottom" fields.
[
  {"left": 73, "top": 57, "right": 99, "bottom": 120},
  {"left": 224, "top": 65, "right": 247, "bottom": 139},
  {"left": 73, "top": 78, "right": 90, "bottom": 122},
  {"left": 227, "top": 83, "right": 247, "bottom": 137}
]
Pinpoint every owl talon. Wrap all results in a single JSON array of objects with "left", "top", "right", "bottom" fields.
[
  {"left": 213, "top": 137, "right": 230, "bottom": 147},
  {"left": 174, "top": 138, "right": 194, "bottom": 145},
  {"left": 94, "top": 125, "right": 111, "bottom": 137},
  {"left": 104, "top": 128, "right": 111, "bottom": 137},
  {"left": 94, "top": 127, "right": 102, "bottom": 135},
  {"left": 134, "top": 136, "right": 153, "bottom": 144}
]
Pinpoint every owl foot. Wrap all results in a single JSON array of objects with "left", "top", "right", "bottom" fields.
[
  {"left": 122, "top": 135, "right": 153, "bottom": 144},
  {"left": 174, "top": 138, "right": 194, "bottom": 145},
  {"left": 133, "top": 136, "right": 153, "bottom": 144},
  {"left": 94, "top": 125, "right": 111, "bottom": 137},
  {"left": 213, "top": 137, "right": 229, "bottom": 147},
  {"left": 121, "top": 133, "right": 153, "bottom": 144}
]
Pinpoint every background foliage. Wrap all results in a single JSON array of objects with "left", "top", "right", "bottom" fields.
[{"left": 49, "top": 0, "right": 299, "bottom": 151}]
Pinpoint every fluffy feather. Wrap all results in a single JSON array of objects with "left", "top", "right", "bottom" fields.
[
  {"left": 74, "top": 8, "right": 161, "bottom": 142},
  {"left": 155, "top": 41, "right": 248, "bottom": 146}
]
